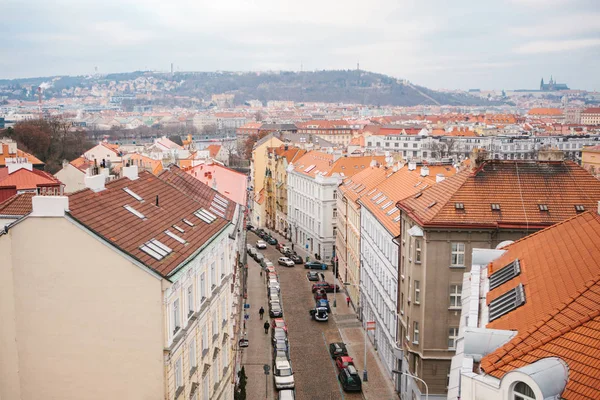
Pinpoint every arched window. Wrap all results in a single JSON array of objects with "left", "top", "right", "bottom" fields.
[{"left": 513, "top": 381, "right": 536, "bottom": 400}]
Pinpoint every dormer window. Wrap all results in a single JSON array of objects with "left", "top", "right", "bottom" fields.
[
  {"left": 538, "top": 204, "right": 548, "bottom": 212},
  {"left": 489, "top": 283, "right": 526, "bottom": 322},
  {"left": 491, "top": 203, "right": 501, "bottom": 211},
  {"left": 455, "top": 203, "right": 464, "bottom": 210},
  {"left": 575, "top": 205, "right": 585, "bottom": 213}
]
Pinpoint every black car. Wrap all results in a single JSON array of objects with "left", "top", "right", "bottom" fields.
[
  {"left": 307, "top": 271, "right": 320, "bottom": 281},
  {"left": 270, "top": 302, "right": 283, "bottom": 318},
  {"left": 266, "top": 236, "right": 278, "bottom": 245},
  {"left": 329, "top": 342, "right": 348, "bottom": 358},
  {"left": 246, "top": 224, "right": 255, "bottom": 231},
  {"left": 289, "top": 254, "right": 303, "bottom": 264},
  {"left": 258, "top": 231, "right": 269, "bottom": 240},
  {"left": 339, "top": 365, "right": 362, "bottom": 392},
  {"left": 304, "top": 262, "right": 328, "bottom": 270}
]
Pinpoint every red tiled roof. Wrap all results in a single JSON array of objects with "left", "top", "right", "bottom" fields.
[
  {"left": 481, "top": 211, "right": 600, "bottom": 400},
  {"left": 582, "top": 107, "right": 600, "bottom": 114},
  {"left": 67, "top": 171, "right": 230, "bottom": 277},
  {"left": 0, "top": 192, "right": 34, "bottom": 215},
  {"left": 273, "top": 146, "right": 306, "bottom": 164},
  {"left": 328, "top": 156, "right": 386, "bottom": 178},
  {"left": 206, "top": 144, "right": 221, "bottom": 158},
  {"left": 339, "top": 166, "right": 389, "bottom": 204},
  {"left": 0, "top": 143, "right": 44, "bottom": 167},
  {"left": 397, "top": 160, "right": 600, "bottom": 229},
  {"left": 0, "top": 167, "right": 62, "bottom": 190},
  {"left": 528, "top": 108, "right": 563, "bottom": 116}
]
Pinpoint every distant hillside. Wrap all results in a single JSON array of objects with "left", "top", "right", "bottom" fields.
[{"left": 0, "top": 70, "right": 501, "bottom": 106}]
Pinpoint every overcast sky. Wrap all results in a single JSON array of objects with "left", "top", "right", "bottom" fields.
[{"left": 2, "top": 0, "right": 599, "bottom": 90}]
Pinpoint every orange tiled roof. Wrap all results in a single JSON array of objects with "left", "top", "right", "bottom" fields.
[
  {"left": 0, "top": 143, "right": 44, "bottom": 167},
  {"left": 293, "top": 151, "right": 334, "bottom": 177},
  {"left": 582, "top": 107, "right": 600, "bottom": 114},
  {"left": 0, "top": 192, "right": 35, "bottom": 215},
  {"left": 296, "top": 120, "right": 351, "bottom": 130},
  {"left": 69, "top": 156, "right": 94, "bottom": 172},
  {"left": 127, "top": 154, "right": 163, "bottom": 176},
  {"left": 397, "top": 160, "right": 600, "bottom": 229},
  {"left": 339, "top": 166, "right": 389, "bottom": 204},
  {"left": 480, "top": 211, "right": 600, "bottom": 400},
  {"left": 528, "top": 108, "right": 563, "bottom": 116},
  {"left": 274, "top": 146, "right": 307, "bottom": 163},
  {"left": 583, "top": 144, "right": 600, "bottom": 153},
  {"left": 206, "top": 144, "right": 221, "bottom": 158},
  {"left": 328, "top": 156, "right": 386, "bottom": 178},
  {"left": 0, "top": 167, "right": 62, "bottom": 190}
]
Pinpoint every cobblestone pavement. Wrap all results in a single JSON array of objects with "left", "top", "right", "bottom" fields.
[{"left": 244, "top": 229, "right": 397, "bottom": 400}]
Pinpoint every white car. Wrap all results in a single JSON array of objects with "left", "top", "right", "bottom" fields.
[
  {"left": 256, "top": 240, "right": 267, "bottom": 249},
  {"left": 278, "top": 257, "right": 294, "bottom": 267},
  {"left": 273, "top": 359, "right": 295, "bottom": 390}
]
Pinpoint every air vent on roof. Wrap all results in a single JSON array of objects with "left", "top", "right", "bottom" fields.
[
  {"left": 387, "top": 207, "right": 399, "bottom": 216},
  {"left": 538, "top": 204, "right": 549, "bottom": 212},
  {"left": 381, "top": 201, "right": 393, "bottom": 210},
  {"left": 455, "top": 203, "right": 464, "bottom": 210},
  {"left": 123, "top": 187, "right": 143, "bottom": 201},
  {"left": 491, "top": 204, "right": 501, "bottom": 211},
  {"left": 393, "top": 215, "right": 401, "bottom": 222},
  {"left": 427, "top": 201, "right": 437, "bottom": 208},
  {"left": 376, "top": 196, "right": 387, "bottom": 205},
  {"left": 575, "top": 205, "right": 585, "bottom": 213},
  {"left": 372, "top": 192, "right": 383, "bottom": 201},
  {"left": 165, "top": 230, "right": 187, "bottom": 244},
  {"left": 124, "top": 205, "right": 145, "bottom": 219},
  {"left": 140, "top": 239, "right": 173, "bottom": 260},
  {"left": 489, "top": 283, "right": 526, "bottom": 322},
  {"left": 489, "top": 259, "right": 521, "bottom": 290},
  {"left": 195, "top": 208, "right": 218, "bottom": 224},
  {"left": 414, "top": 192, "right": 423, "bottom": 199},
  {"left": 173, "top": 225, "right": 185, "bottom": 233},
  {"left": 183, "top": 219, "right": 195, "bottom": 227}
]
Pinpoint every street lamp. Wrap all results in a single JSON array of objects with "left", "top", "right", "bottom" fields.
[
  {"left": 391, "top": 370, "right": 429, "bottom": 400},
  {"left": 343, "top": 282, "right": 367, "bottom": 381}
]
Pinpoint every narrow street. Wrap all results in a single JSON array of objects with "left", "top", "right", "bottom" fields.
[{"left": 243, "top": 229, "right": 397, "bottom": 400}]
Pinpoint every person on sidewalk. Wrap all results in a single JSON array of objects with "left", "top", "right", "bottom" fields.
[
  {"left": 263, "top": 321, "right": 270, "bottom": 334},
  {"left": 346, "top": 296, "right": 350, "bottom": 307},
  {"left": 259, "top": 306, "right": 265, "bottom": 320}
]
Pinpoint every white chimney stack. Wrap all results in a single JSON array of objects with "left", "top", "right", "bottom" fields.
[
  {"left": 408, "top": 162, "right": 417, "bottom": 171},
  {"left": 85, "top": 174, "right": 106, "bottom": 192},
  {"left": 31, "top": 196, "right": 69, "bottom": 217},
  {"left": 7, "top": 162, "right": 33, "bottom": 174},
  {"left": 436, "top": 173, "right": 446, "bottom": 183},
  {"left": 123, "top": 165, "right": 139, "bottom": 180},
  {"left": 420, "top": 166, "right": 429, "bottom": 177}
]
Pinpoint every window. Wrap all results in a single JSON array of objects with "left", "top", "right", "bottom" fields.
[
  {"left": 333, "top": 191, "right": 337, "bottom": 199},
  {"left": 575, "top": 204, "right": 585, "bottom": 212},
  {"left": 174, "top": 357, "right": 183, "bottom": 391},
  {"left": 489, "top": 283, "right": 526, "bottom": 321},
  {"left": 400, "top": 293, "right": 404, "bottom": 314},
  {"left": 414, "top": 281, "right": 420, "bottom": 304},
  {"left": 202, "top": 327, "right": 208, "bottom": 353},
  {"left": 333, "top": 208, "right": 337, "bottom": 218},
  {"left": 413, "top": 322, "right": 419, "bottom": 344},
  {"left": 455, "top": 202, "right": 464, "bottom": 210},
  {"left": 448, "top": 327, "right": 458, "bottom": 349},
  {"left": 489, "top": 259, "right": 520, "bottom": 290},
  {"left": 213, "top": 358, "right": 219, "bottom": 388},
  {"left": 189, "top": 339, "right": 197, "bottom": 371},
  {"left": 451, "top": 243, "right": 465, "bottom": 267},
  {"left": 415, "top": 239, "right": 421, "bottom": 263},
  {"left": 200, "top": 273, "right": 206, "bottom": 301},
  {"left": 491, "top": 203, "right": 501, "bottom": 211},
  {"left": 449, "top": 284, "right": 462, "bottom": 308},
  {"left": 187, "top": 285, "right": 194, "bottom": 317},
  {"left": 172, "top": 299, "right": 181, "bottom": 334},
  {"left": 212, "top": 313, "right": 218, "bottom": 338},
  {"left": 210, "top": 262, "right": 216, "bottom": 288},
  {"left": 513, "top": 382, "right": 536, "bottom": 400},
  {"left": 538, "top": 204, "right": 548, "bottom": 212}
]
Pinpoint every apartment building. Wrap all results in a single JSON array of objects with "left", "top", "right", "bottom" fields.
[
  {"left": 0, "top": 166, "right": 242, "bottom": 400},
  {"left": 581, "top": 107, "right": 600, "bottom": 125},
  {"left": 271, "top": 145, "right": 306, "bottom": 237},
  {"left": 449, "top": 208, "right": 600, "bottom": 400},
  {"left": 296, "top": 120, "right": 360, "bottom": 146},
  {"left": 394, "top": 153, "right": 600, "bottom": 399},
  {"left": 250, "top": 134, "right": 283, "bottom": 228}
]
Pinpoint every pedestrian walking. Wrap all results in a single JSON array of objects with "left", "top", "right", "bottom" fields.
[
  {"left": 346, "top": 296, "right": 350, "bottom": 307},
  {"left": 263, "top": 321, "right": 270, "bottom": 334},
  {"left": 259, "top": 306, "right": 265, "bottom": 320}
]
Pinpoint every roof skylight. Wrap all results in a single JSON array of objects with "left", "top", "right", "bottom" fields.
[
  {"left": 209, "top": 206, "right": 226, "bottom": 218},
  {"left": 124, "top": 205, "right": 145, "bottom": 219},
  {"left": 575, "top": 205, "right": 585, "bottom": 212},
  {"left": 195, "top": 208, "right": 218, "bottom": 224},
  {"left": 367, "top": 189, "right": 377, "bottom": 196},
  {"left": 393, "top": 215, "right": 401, "bottom": 222},
  {"left": 489, "top": 283, "right": 526, "bottom": 322},
  {"left": 387, "top": 207, "right": 399, "bottom": 216},
  {"left": 491, "top": 204, "right": 501, "bottom": 211},
  {"left": 173, "top": 225, "right": 185, "bottom": 233},
  {"left": 165, "top": 230, "right": 187, "bottom": 244},
  {"left": 414, "top": 192, "right": 423, "bottom": 199},
  {"left": 372, "top": 192, "right": 383, "bottom": 201},
  {"left": 140, "top": 239, "right": 173, "bottom": 260},
  {"left": 427, "top": 201, "right": 437, "bottom": 208},
  {"left": 183, "top": 219, "right": 195, "bottom": 227},
  {"left": 538, "top": 204, "right": 549, "bottom": 211},
  {"left": 304, "top": 165, "right": 316, "bottom": 173},
  {"left": 123, "top": 187, "right": 143, "bottom": 201},
  {"left": 455, "top": 203, "right": 464, "bottom": 210},
  {"left": 381, "top": 201, "right": 393, "bottom": 210},
  {"left": 489, "top": 259, "right": 521, "bottom": 290},
  {"left": 376, "top": 196, "right": 387, "bottom": 205}
]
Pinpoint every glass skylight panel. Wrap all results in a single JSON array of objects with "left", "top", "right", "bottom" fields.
[
  {"left": 165, "top": 230, "right": 186, "bottom": 244},
  {"left": 455, "top": 203, "right": 464, "bottom": 210},
  {"left": 124, "top": 205, "right": 145, "bottom": 219},
  {"left": 210, "top": 206, "right": 226, "bottom": 218},
  {"left": 387, "top": 207, "right": 399, "bottom": 216},
  {"left": 376, "top": 196, "right": 387, "bottom": 205},
  {"left": 491, "top": 204, "right": 501, "bottom": 211},
  {"left": 140, "top": 245, "right": 163, "bottom": 260},
  {"left": 148, "top": 239, "right": 172, "bottom": 255},
  {"left": 489, "top": 259, "right": 521, "bottom": 290},
  {"left": 211, "top": 202, "right": 226, "bottom": 213},
  {"left": 304, "top": 165, "right": 316, "bottom": 173},
  {"left": 427, "top": 201, "right": 437, "bottom": 208},
  {"left": 123, "top": 187, "right": 143, "bottom": 201},
  {"left": 414, "top": 192, "right": 423, "bottom": 199},
  {"left": 393, "top": 215, "right": 401, "bottom": 222},
  {"left": 414, "top": 181, "right": 422, "bottom": 187},
  {"left": 575, "top": 205, "right": 585, "bottom": 212},
  {"left": 381, "top": 201, "right": 393, "bottom": 210},
  {"left": 538, "top": 204, "right": 549, "bottom": 211},
  {"left": 372, "top": 192, "right": 383, "bottom": 201},
  {"left": 367, "top": 189, "right": 377, "bottom": 196},
  {"left": 213, "top": 195, "right": 229, "bottom": 208},
  {"left": 183, "top": 219, "right": 195, "bottom": 227},
  {"left": 489, "top": 283, "right": 526, "bottom": 322},
  {"left": 173, "top": 225, "right": 185, "bottom": 233},
  {"left": 195, "top": 208, "right": 217, "bottom": 224}
]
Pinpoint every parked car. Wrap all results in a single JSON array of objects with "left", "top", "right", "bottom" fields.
[
  {"left": 273, "top": 359, "right": 295, "bottom": 390},
  {"left": 261, "top": 258, "right": 274, "bottom": 268},
  {"left": 278, "top": 257, "right": 295, "bottom": 267},
  {"left": 256, "top": 240, "right": 267, "bottom": 249},
  {"left": 316, "top": 299, "right": 331, "bottom": 312},
  {"left": 268, "top": 287, "right": 280, "bottom": 299},
  {"left": 246, "top": 224, "right": 255, "bottom": 231},
  {"left": 247, "top": 246, "right": 256, "bottom": 257},
  {"left": 273, "top": 339, "right": 289, "bottom": 358},
  {"left": 278, "top": 389, "right": 295, "bottom": 400},
  {"left": 329, "top": 342, "right": 348, "bottom": 358},
  {"left": 289, "top": 254, "right": 303, "bottom": 264},
  {"left": 283, "top": 248, "right": 294, "bottom": 257},
  {"left": 271, "top": 318, "right": 287, "bottom": 333},
  {"left": 276, "top": 243, "right": 287, "bottom": 251},
  {"left": 271, "top": 327, "right": 288, "bottom": 345},
  {"left": 309, "top": 306, "right": 329, "bottom": 322},
  {"left": 280, "top": 246, "right": 291, "bottom": 254},
  {"left": 274, "top": 349, "right": 289, "bottom": 362},
  {"left": 266, "top": 265, "right": 276, "bottom": 274},
  {"left": 269, "top": 293, "right": 281, "bottom": 305},
  {"left": 314, "top": 289, "right": 328, "bottom": 301},
  {"left": 338, "top": 365, "right": 362, "bottom": 392},
  {"left": 258, "top": 231, "right": 269, "bottom": 240},
  {"left": 267, "top": 236, "right": 278, "bottom": 245},
  {"left": 335, "top": 356, "right": 354, "bottom": 371},
  {"left": 268, "top": 272, "right": 278, "bottom": 281},
  {"left": 311, "top": 282, "right": 339, "bottom": 293},
  {"left": 270, "top": 302, "right": 283, "bottom": 318},
  {"left": 268, "top": 280, "right": 280, "bottom": 291},
  {"left": 254, "top": 252, "right": 265, "bottom": 263},
  {"left": 306, "top": 271, "right": 320, "bottom": 281},
  {"left": 304, "top": 261, "right": 328, "bottom": 270}
]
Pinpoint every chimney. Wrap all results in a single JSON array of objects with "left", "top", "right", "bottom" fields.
[
  {"left": 156, "top": 195, "right": 159, "bottom": 207},
  {"left": 123, "top": 165, "right": 139, "bottom": 180},
  {"left": 408, "top": 161, "right": 417, "bottom": 171},
  {"left": 469, "top": 148, "right": 489, "bottom": 170},
  {"left": 31, "top": 195, "right": 69, "bottom": 217},
  {"left": 436, "top": 173, "right": 445, "bottom": 183},
  {"left": 7, "top": 141, "right": 17, "bottom": 154},
  {"left": 420, "top": 166, "right": 429, "bottom": 177},
  {"left": 84, "top": 174, "right": 106, "bottom": 192},
  {"left": 62, "top": 159, "right": 69, "bottom": 170},
  {"left": 537, "top": 147, "right": 564, "bottom": 161},
  {"left": 7, "top": 162, "right": 33, "bottom": 174}
]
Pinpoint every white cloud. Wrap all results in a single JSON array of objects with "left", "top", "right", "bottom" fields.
[
  {"left": 514, "top": 38, "right": 600, "bottom": 54},
  {"left": 510, "top": 13, "right": 600, "bottom": 37}
]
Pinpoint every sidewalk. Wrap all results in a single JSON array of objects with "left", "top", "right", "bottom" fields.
[{"left": 267, "top": 229, "right": 398, "bottom": 400}]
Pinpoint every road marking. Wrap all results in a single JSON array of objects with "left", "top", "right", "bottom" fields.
[{"left": 322, "top": 332, "right": 345, "bottom": 400}]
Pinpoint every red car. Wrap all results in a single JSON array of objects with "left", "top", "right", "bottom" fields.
[
  {"left": 311, "top": 282, "right": 340, "bottom": 293},
  {"left": 314, "top": 289, "right": 328, "bottom": 301},
  {"left": 271, "top": 318, "right": 287, "bottom": 332},
  {"left": 335, "top": 356, "right": 354, "bottom": 371}
]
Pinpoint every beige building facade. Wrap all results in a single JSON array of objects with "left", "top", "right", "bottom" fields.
[{"left": 250, "top": 134, "right": 283, "bottom": 228}]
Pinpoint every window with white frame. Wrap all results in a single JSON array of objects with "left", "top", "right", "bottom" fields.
[
  {"left": 415, "top": 239, "right": 422, "bottom": 263},
  {"left": 333, "top": 208, "right": 337, "bottom": 218},
  {"left": 450, "top": 284, "right": 462, "bottom": 308},
  {"left": 333, "top": 190, "right": 337, "bottom": 199},
  {"left": 513, "top": 382, "right": 536, "bottom": 400},
  {"left": 413, "top": 321, "right": 419, "bottom": 344},
  {"left": 221, "top": 299, "right": 227, "bottom": 324},
  {"left": 187, "top": 285, "right": 194, "bottom": 317},
  {"left": 200, "top": 273, "right": 206, "bottom": 301},
  {"left": 414, "top": 280, "right": 420, "bottom": 304},
  {"left": 212, "top": 312, "right": 218, "bottom": 337},
  {"left": 172, "top": 299, "right": 181, "bottom": 335},
  {"left": 202, "top": 327, "right": 208, "bottom": 352},
  {"left": 210, "top": 262, "right": 216, "bottom": 288},
  {"left": 451, "top": 242, "right": 465, "bottom": 266},
  {"left": 189, "top": 338, "right": 197, "bottom": 371},
  {"left": 213, "top": 358, "right": 219, "bottom": 389},
  {"left": 174, "top": 357, "right": 183, "bottom": 390},
  {"left": 448, "top": 327, "right": 459, "bottom": 349}
]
